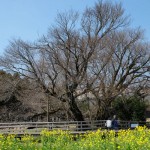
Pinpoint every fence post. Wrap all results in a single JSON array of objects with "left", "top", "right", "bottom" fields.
[
  {"left": 36, "top": 123, "right": 38, "bottom": 133},
  {"left": 91, "top": 120, "right": 93, "bottom": 130}
]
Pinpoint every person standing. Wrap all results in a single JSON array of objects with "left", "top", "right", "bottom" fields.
[
  {"left": 112, "top": 115, "right": 119, "bottom": 130},
  {"left": 105, "top": 117, "right": 112, "bottom": 130}
]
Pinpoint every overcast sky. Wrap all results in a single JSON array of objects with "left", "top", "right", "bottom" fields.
[{"left": 0, "top": 0, "right": 150, "bottom": 55}]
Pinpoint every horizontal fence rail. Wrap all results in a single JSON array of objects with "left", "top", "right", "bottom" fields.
[{"left": 0, "top": 120, "right": 149, "bottom": 135}]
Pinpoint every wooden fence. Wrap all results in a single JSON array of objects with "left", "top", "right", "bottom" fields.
[{"left": 0, "top": 120, "right": 149, "bottom": 135}]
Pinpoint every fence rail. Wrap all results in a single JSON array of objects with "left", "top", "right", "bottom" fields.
[{"left": 0, "top": 120, "right": 149, "bottom": 135}]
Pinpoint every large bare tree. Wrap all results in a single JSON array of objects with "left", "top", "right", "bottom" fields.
[
  {"left": 0, "top": 0, "right": 149, "bottom": 121},
  {"left": 87, "top": 29, "right": 150, "bottom": 119}
]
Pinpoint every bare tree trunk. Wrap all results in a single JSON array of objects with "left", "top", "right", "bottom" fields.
[
  {"left": 67, "top": 92, "right": 84, "bottom": 121},
  {"left": 96, "top": 99, "right": 112, "bottom": 120},
  {"left": 47, "top": 99, "right": 50, "bottom": 122}
]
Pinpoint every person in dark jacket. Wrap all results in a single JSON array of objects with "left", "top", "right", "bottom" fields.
[{"left": 112, "top": 115, "right": 119, "bottom": 130}]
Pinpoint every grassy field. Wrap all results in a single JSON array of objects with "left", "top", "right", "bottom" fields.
[{"left": 0, "top": 126, "right": 150, "bottom": 150}]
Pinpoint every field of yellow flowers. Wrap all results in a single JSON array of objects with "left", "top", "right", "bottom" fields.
[{"left": 0, "top": 126, "right": 150, "bottom": 150}]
